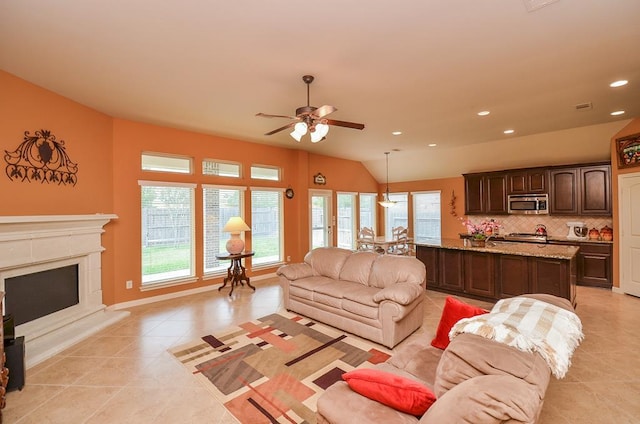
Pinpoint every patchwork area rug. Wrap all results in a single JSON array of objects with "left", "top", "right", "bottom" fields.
[{"left": 169, "top": 311, "right": 391, "bottom": 424}]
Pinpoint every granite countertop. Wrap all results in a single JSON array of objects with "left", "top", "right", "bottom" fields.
[
  {"left": 546, "top": 236, "right": 613, "bottom": 245},
  {"left": 415, "top": 238, "right": 579, "bottom": 260}
]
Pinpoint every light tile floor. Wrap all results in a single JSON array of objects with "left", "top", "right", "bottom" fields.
[{"left": 4, "top": 279, "right": 640, "bottom": 423}]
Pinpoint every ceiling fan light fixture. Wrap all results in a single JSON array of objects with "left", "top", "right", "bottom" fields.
[{"left": 290, "top": 122, "right": 308, "bottom": 142}]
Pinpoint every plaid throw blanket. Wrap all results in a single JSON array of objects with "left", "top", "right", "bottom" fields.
[{"left": 449, "top": 297, "right": 584, "bottom": 379}]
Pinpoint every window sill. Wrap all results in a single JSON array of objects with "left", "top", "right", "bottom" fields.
[
  {"left": 252, "top": 262, "right": 286, "bottom": 272},
  {"left": 140, "top": 276, "right": 199, "bottom": 292}
]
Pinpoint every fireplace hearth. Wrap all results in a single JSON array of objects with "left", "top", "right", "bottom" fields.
[{"left": 0, "top": 215, "right": 129, "bottom": 368}]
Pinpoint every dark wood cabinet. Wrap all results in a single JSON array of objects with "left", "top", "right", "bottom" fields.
[
  {"left": 485, "top": 174, "right": 508, "bottom": 214},
  {"left": 467, "top": 162, "right": 611, "bottom": 217},
  {"left": 415, "top": 245, "right": 576, "bottom": 305},
  {"left": 549, "top": 168, "right": 579, "bottom": 214},
  {"left": 464, "top": 252, "right": 495, "bottom": 298},
  {"left": 576, "top": 243, "right": 612, "bottom": 288},
  {"left": 549, "top": 163, "right": 611, "bottom": 216},
  {"left": 530, "top": 257, "right": 570, "bottom": 299},
  {"left": 438, "top": 249, "right": 464, "bottom": 291},
  {"left": 579, "top": 165, "right": 611, "bottom": 215},
  {"left": 507, "top": 169, "right": 547, "bottom": 194},
  {"left": 497, "top": 255, "right": 530, "bottom": 298},
  {"left": 464, "top": 174, "right": 484, "bottom": 214},
  {"left": 464, "top": 173, "right": 507, "bottom": 215},
  {"left": 416, "top": 246, "right": 438, "bottom": 288}
]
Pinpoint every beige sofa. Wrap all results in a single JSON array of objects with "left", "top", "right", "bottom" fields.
[
  {"left": 276, "top": 247, "right": 426, "bottom": 348},
  {"left": 316, "top": 293, "right": 578, "bottom": 424}
]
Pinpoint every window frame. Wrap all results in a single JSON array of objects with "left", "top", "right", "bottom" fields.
[
  {"left": 202, "top": 184, "right": 247, "bottom": 278},
  {"left": 138, "top": 180, "right": 197, "bottom": 290},
  {"left": 141, "top": 152, "right": 193, "bottom": 174},
  {"left": 250, "top": 186, "right": 285, "bottom": 268}
]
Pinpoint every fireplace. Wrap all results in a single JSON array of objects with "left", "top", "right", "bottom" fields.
[{"left": 0, "top": 214, "right": 129, "bottom": 368}]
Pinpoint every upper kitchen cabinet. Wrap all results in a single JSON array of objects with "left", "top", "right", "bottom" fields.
[
  {"left": 549, "top": 163, "right": 611, "bottom": 216},
  {"left": 464, "top": 172, "right": 508, "bottom": 215},
  {"left": 580, "top": 164, "right": 611, "bottom": 215},
  {"left": 507, "top": 169, "right": 547, "bottom": 194},
  {"left": 549, "top": 168, "right": 579, "bottom": 214}
]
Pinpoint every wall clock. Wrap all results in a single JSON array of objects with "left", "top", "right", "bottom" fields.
[{"left": 285, "top": 188, "right": 295, "bottom": 199}]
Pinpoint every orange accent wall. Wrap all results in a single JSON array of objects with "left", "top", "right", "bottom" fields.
[
  {"left": 381, "top": 177, "right": 466, "bottom": 239},
  {"left": 0, "top": 70, "right": 380, "bottom": 305},
  {"left": 610, "top": 118, "right": 640, "bottom": 288},
  {"left": 0, "top": 70, "right": 116, "bottom": 302}
]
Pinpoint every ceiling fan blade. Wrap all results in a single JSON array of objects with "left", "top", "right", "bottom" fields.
[
  {"left": 264, "top": 122, "right": 296, "bottom": 136},
  {"left": 256, "top": 112, "right": 299, "bottom": 120},
  {"left": 312, "top": 105, "right": 337, "bottom": 119},
  {"left": 325, "top": 119, "right": 365, "bottom": 130}
]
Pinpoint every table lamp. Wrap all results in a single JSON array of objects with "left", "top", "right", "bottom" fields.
[{"left": 223, "top": 217, "right": 251, "bottom": 254}]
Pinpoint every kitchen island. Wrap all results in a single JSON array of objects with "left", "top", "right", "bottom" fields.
[{"left": 415, "top": 239, "right": 578, "bottom": 306}]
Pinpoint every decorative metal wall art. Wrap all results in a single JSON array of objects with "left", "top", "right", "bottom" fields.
[{"left": 4, "top": 129, "right": 78, "bottom": 185}]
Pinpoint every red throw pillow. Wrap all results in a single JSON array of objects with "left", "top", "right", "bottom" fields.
[
  {"left": 430, "top": 296, "right": 488, "bottom": 350},
  {"left": 342, "top": 369, "right": 436, "bottom": 416}
]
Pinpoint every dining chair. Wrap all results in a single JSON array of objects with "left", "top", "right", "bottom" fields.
[
  {"left": 357, "top": 227, "right": 376, "bottom": 252},
  {"left": 388, "top": 227, "right": 411, "bottom": 255}
]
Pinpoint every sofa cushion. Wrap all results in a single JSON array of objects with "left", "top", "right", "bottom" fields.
[
  {"left": 431, "top": 296, "right": 488, "bottom": 350},
  {"left": 339, "top": 251, "right": 378, "bottom": 285},
  {"left": 317, "top": 381, "right": 417, "bottom": 424},
  {"left": 289, "top": 276, "right": 335, "bottom": 301},
  {"left": 304, "top": 247, "right": 353, "bottom": 280},
  {"left": 422, "top": 374, "right": 541, "bottom": 423},
  {"left": 368, "top": 255, "right": 426, "bottom": 289},
  {"left": 434, "top": 333, "right": 551, "bottom": 399},
  {"left": 342, "top": 369, "right": 437, "bottom": 416},
  {"left": 312, "top": 281, "right": 365, "bottom": 309}
]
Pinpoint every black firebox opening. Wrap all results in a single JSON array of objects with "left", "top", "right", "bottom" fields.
[{"left": 5, "top": 264, "right": 79, "bottom": 326}]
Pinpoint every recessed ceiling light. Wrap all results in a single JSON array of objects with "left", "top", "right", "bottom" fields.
[
  {"left": 504, "top": 129, "right": 515, "bottom": 134},
  {"left": 392, "top": 131, "right": 402, "bottom": 136},
  {"left": 428, "top": 143, "right": 437, "bottom": 147},
  {"left": 610, "top": 80, "right": 628, "bottom": 88},
  {"left": 611, "top": 110, "right": 625, "bottom": 116},
  {"left": 477, "top": 111, "right": 490, "bottom": 116}
]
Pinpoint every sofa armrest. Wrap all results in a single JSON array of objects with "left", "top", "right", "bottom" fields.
[
  {"left": 276, "top": 263, "right": 314, "bottom": 280},
  {"left": 373, "top": 282, "right": 423, "bottom": 305},
  {"left": 420, "top": 375, "right": 541, "bottom": 424}
]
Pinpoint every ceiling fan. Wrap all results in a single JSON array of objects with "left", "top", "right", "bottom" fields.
[{"left": 256, "top": 75, "right": 365, "bottom": 143}]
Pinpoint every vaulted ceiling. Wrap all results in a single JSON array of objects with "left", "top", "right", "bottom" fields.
[{"left": 1, "top": 1, "right": 639, "bottom": 182}]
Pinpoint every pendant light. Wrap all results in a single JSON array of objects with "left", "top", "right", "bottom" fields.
[{"left": 378, "top": 152, "right": 397, "bottom": 208}]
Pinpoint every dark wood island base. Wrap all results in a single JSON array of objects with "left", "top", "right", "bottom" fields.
[{"left": 415, "top": 240, "right": 578, "bottom": 307}]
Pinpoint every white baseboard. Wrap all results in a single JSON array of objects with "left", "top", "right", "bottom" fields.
[{"left": 108, "top": 272, "right": 277, "bottom": 310}]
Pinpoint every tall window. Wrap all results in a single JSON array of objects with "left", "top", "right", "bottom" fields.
[
  {"left": 251, "top": 189, "right": 283, "bottom": 266},
  {"left": 203, "top": 185, "right": 244, "bottom": 274},
  {"left": 384, "top": 193, "right": 409, "bottom": 238},
  {"left": 140, "top": 181, "right": 196, "bottom": 287},
  {"left": 413, "top": 191, "right": 441, "bottom": 242},
  {"left": 359, "top": 193, "right": 377, "bottom": 232},
  {"left": 337, "top": 192, "right": 356, "bottom": 249}
]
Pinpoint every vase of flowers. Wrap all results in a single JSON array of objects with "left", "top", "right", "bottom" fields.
[{"left": 461, "top": 218, "right": 501, "bottom": 247}]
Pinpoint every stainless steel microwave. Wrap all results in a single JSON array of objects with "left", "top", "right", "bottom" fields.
[{"left": 507, "top": 194, "right": 549, "bottom": 214}]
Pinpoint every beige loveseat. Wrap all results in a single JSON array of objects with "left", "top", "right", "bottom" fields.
[
  {"left": 317, "top": 294, "right": 580, "bottom": 424},
  {"left": 276, "top": 247, "right": 426, "bottom": 348}
]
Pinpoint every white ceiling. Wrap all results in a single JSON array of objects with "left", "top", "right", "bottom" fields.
[{"left": 1, "top": 0, "right": 639, "bottom": 183}]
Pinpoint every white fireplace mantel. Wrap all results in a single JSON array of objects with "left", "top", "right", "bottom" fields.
[{"left": 0, "top": 214, "right": 129, "bottom": 367}]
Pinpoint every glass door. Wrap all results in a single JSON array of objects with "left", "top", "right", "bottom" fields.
[{"left": 310, "top": 190, "right": 333, "bottom": 249}]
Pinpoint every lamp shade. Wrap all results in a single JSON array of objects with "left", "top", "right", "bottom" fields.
[
  {"left": 223, "top": 217, "right": 251, "bottom": 254},
  {"left": 223, "top": 217, "right": 250, "bottom": 234}
]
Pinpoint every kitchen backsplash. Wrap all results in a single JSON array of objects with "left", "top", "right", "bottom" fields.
[{"left": 468, "top": 215, "right": 613, "bottom": 238}]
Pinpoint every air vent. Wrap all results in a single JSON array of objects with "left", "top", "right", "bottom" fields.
[{"left": 575, "top": 102, "right": 593, "bottom": 111}]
